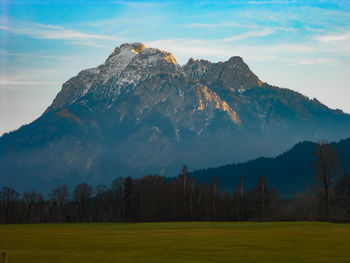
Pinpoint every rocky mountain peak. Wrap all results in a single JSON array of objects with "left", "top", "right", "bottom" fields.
[
  {"left": 49, "top": 43, "right": 180, "bottom": 110},
  {"left": 101, "top": 43, "right": 179, "bottom": 82},
  {"left": 183, "top": 55, "right": 262, "bottom": 92},
  {"left": 108, "top": 42, "right": 146, "bottom": 58},
  {"left": 50, "top": 42, "right": 265, "bottom": 114},
  {"left": 222, "top": 56, "right": 263, "bottom": 90},
  {"left": 106, "top": 43, "right": 177, "bottom": 67},
  {"left": 227, "top": 56, "right": 244, "bottom": 63}
]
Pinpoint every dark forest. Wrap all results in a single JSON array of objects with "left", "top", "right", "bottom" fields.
[{"left": 1, "top": 143, "right": 350, "bottom": 224}]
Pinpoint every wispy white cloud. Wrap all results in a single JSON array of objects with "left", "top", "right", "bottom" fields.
[
  {"left": 0, "top": 80, "right": 59, "bottom": 86},
  {"left": 0, "top": 22, "right": 122, "bottom": 42},
  {"left": 288, "top": 58, "right": 339, "bottom": 66},
  {"left": 313, "top": 31, "right": 350, "bottom": 56},
  {"left": 0, "top": 48, "right": 107, "bottom": 71},
  {"left": 304, "top": 26, "right": 325, "bottom": 33},
  {"left": 223, "top": 28, "right": 276, "bottom": 42},
  {"left": 248, "top": 0, "right": 297, "bottom": 4},
  {"left": 183, "top": 22, "right": 255, "bottom": 29},
  {"left": 0, "top": 49, "right": 71, "bottom": 59},
  {"left": 111, "top": 0, "right": 170, "bottom": 6},
  {"left": 0, "top": 71, "right": 60, "bottom": 89},
  {"left": 315, "top": 32, "right": 350, "bottom": 42}
]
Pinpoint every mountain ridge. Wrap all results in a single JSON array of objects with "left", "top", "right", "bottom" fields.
[{"left": 1, "top": 42, "right": 350, "bottom": 194}]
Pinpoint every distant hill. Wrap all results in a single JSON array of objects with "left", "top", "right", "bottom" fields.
[
  {"left": 1, "top": 42, "right": 350, "bottom": 194},
  {"left": 191, "top": 138, "right": 350, "bottom": 196}
]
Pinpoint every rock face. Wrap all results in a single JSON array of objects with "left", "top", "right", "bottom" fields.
[{"left": 1, "top": 42, "right": 350, "bottom": 193}]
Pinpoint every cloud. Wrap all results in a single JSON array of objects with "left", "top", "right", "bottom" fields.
[
  {"left": 184, "top": 23, "right": 222, "bottom": 29},
  {"left": 248, "top": 0, "right": 297, "bottom": 4},
  {"left": 288, "top": 58, "right": 339, "bottom": 66},
  {"left": 0, "top": 71, "right": 60, "bottom": 89},
  {"left": 313, "top": 31, "right": 350, "bottom": 56},
  {"left": 315, "top": 32, "right": 350, "bottom": 42},
  {"left": 0, "top": 80, "right": 59, "bottom": 86},
  {"left": 223, "top": 28, "right": 276, "bottom": 42},
  {"left": 183, "top": 22, "right": 254, "bottom": 29},
  {"left": 0, "top": 22, "right": 121, "bottom": 42}
]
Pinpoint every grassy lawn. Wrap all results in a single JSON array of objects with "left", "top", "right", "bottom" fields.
[{"left": 1, "top": 222, "right": 350, "bottom": 263}]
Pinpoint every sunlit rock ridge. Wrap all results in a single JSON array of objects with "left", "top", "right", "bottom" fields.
[{"left": 1, "top": 42, "right": 350, "bottom": 193}]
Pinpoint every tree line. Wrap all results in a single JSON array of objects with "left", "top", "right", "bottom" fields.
[{"left": 1, "top": 142, "right": 350, "bottom": 224}]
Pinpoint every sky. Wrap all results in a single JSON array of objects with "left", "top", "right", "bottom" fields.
[{"left": 1, "top": 0, "right": 350, "bottom": 135}]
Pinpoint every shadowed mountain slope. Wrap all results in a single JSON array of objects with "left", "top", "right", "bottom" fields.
[{"left": 191, "top": 138, "right": 350, "bottom": 196}]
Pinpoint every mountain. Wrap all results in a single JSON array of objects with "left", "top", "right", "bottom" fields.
[
  {"left": 1, "top": 42, "right": 350, "bottom": 194},
  {"left": 191, "top": 138, "right": 350, "bottom": 196}
]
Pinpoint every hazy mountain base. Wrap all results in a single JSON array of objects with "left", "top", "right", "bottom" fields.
[{"left": 1, "top": 43, "right": 350, "bottom": 194}]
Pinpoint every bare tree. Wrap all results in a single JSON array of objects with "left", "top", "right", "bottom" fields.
[
  {"left": 96, "top": 185, "right": 108, "bottom": 195},
  {"left": 123, "top": 177, "right": 134, "bottom": 221},
  {"left": 313, "top": 142, "right": 339, "bottom": 218},
  {"left": 335, "top": 173, "right": 350, "bottom": 218},
  {"left": 49, "top": 185, "right": 69, "bottom": 221},
  {"left": 234, "top": 175, "right": 245, "bottom": 219},
  {"left": 189, "top": 177, "right": 195, "bottom": 218},
  {"left": 212, "top": 176, "right": 218, "bottom": 219},
  {"left": 74, "top": 183, "right": 92, "bottom": 203},
  {"left": 182, "top": 165, "right": 189, "bottom": 217},
  {"left": 259, "top": 176, "right": 266, "bottom": 218},
  {"left": 111, "top": 177, "right": 124, "bottom": 220},
  {"left": 0, "top": 187, "right": 19, "bottom": 223},
  {"left": 50, "top": 185, "right": 69, "bottom": 206},
  {"left": 74, "top": 183, "right": 93, "bottom": 221},
  {"left": 23, "top": 190, "right": 43, "bottom": 222},
  {"left": 95, "top": 185, "right": 109, "bottom": 221}
]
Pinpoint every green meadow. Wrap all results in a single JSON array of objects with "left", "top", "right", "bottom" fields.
[{"left": 1, "top": 222, "right": 350, "bottom": 263}]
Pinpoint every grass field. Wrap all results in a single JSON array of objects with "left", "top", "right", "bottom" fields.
[{"left": 1, "top": 222, "right": 350, "bottom": 263}]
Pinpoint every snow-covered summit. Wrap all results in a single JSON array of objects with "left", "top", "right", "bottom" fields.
[
  {"left": 49, "top": 42, "right": 260, "bottom": 111},
  {"left": 99, "top": 43, "right": 146, "bottom": 82},
  {"left": 49, "top": 43, "right": 182, "bottom": 110}
]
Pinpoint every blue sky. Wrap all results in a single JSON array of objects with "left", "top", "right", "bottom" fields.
[{"left": 1, "top": 0, "right": 350, "bottom": 135}]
